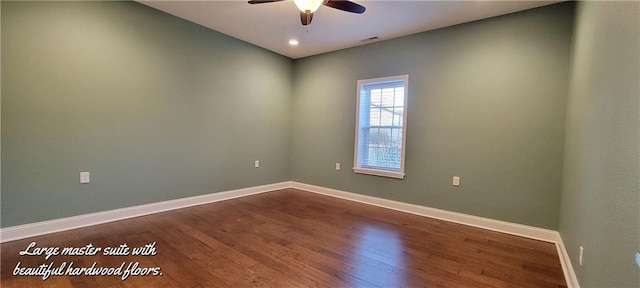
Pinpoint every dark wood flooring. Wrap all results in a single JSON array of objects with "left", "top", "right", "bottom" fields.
[{"left": 0, "top": 188, "right": 567, "bottom": 287}]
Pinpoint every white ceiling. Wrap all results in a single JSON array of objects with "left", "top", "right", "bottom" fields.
[{"left": 139, "top": 0, "right": 562, "bottom": 59}]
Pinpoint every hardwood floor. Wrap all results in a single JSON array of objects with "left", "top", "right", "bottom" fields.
[{"left": 1, "top": 188, "right": 567, "bottom": 287}]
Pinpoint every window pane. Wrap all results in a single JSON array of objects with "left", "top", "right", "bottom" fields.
[
  {"left": 381, "top": 88, "right": 394, "bottom": 107},
  {"left": 393, "top": 107, "right": 403, "bottom": 126},
  {"left": 380, "top": 109, "right": 393, "bottom": 126},
  {"left": 379, "top": 128, "right": 391, "bottom": 147},
  {"left": 369, "top": 108, "right": 380, "bottom": 126},
  {"left": 369, "top": 127, "right": 383, "bottom": 147},
  {"left": 370, "top": 89, "right": 382, "bottom": 106},
  {"left": 391, "top": 128, "right": 402, "bottom": 148},
  {"left": 394, "top": 87, "right": 405, "bottom": 107}
]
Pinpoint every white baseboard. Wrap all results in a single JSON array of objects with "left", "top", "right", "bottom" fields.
[
  {"left": 290, "top": 181, "right": 579, "bottom": 288},
  {"left": 0, "top": 181, "right": 290, "bottom": 243},
  {"left": 291, "top": 182, "right": 558, "bottom": 241},
  {"left": 0, "top": 180, "right": 578, "bottom": 287},
  {"left": 554, "top": 233, "right": 581, "bottom": 288}
]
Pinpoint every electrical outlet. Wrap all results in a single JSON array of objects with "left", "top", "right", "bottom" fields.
[
  {"left": 453, "top": 176, "right": 460, "bottom": 187},
  {"left": 579, "top": 246, "right": 584, "bottom": 266},
  {"left": 254, "top": 160, "right": 260, "bottom": 168},
  {"left": 80, "top": 172, "right": 90, "bottom": 184},
  {"left": 335, "top": 163, "right": 341, "bottom": 171}
]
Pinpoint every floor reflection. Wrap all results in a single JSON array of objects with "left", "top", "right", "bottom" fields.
[{"left": 347, "top": 225, "right": 408, "bottom": 287}]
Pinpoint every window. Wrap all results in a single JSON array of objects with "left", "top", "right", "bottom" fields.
[{"left": 354, "top": 75, "right": 408, "bottom": 179}]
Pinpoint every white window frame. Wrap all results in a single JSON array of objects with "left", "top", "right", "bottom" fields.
[{"left": 353, "top": 74, "right": 409, "bottom": 179}]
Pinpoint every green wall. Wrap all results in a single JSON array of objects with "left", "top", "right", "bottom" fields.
[
  {"left": 291, "top": 3, "right": 574, "bottom": 229},
  {"left": 559, "top": 1, "right": 640, "bottom": 287},
  {"left": 1, "top": 1, "right": 293, "bottom": 227}
]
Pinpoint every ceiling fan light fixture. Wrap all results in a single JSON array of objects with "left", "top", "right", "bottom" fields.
[{"left": 293, "top": 0, "right": 324, "bottom": 13}]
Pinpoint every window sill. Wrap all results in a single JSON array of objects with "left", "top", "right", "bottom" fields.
[{"left": 353, "top": 168, "right": 405, "bottom": 179}]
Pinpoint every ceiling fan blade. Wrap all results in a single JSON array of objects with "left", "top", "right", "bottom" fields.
[
  {"left": 300, "top": 11, "right": 313, "bottom": 25},
  {"left": 323, "top": 0, "right": 365, "bottom": 14},
  {"left": 248, "top": 0, "right": 285, "bottom": 4}
]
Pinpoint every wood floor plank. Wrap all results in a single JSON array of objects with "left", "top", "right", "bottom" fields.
[{"left": 1, "top": 188, "right": 567, "bottom": 287}]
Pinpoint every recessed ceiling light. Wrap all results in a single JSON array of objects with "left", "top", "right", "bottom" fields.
[{"left": 289, "top": 39, "right": 299, "bottom": 46}]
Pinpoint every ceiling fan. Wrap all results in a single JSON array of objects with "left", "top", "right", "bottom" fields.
[{"left": 248, "top": 0, "right": 366, "bottom": 26}]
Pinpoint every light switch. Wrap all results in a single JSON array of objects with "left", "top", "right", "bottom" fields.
[
  {"left": 80, "top": 172, "right": 90, "bottom": 184},
  {"left": 335, "top": 163, "right": 341, "bottom": 170},
  {"left": 254, "top": 160, "right": 260, "bottom": 168}
]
